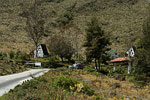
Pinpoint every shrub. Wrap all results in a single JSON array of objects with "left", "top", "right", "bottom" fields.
[
  {"left": 0, "top": 52, "right": 6, "bottom": 60},
  {"left": 9, "top": 51, "right": 15, "bottom": 59},
  {"left": 48, "top": 56, "right": 57, "bottom": 65},
  {"left": 91, "top": 71, "right": 100, "bottom": 76},
  {"left": 96, "top": 96, "right": 101, "bottom": 100},
  {"left": 20, "top": 52, "right": 30, "bottom": 60},
  {"left": 84, "top": 66, "right": 95, "bottom": 72},
  {"left": 126, "top": 75, "right": 135, "bottom": 82},
  {"left": 22, "top": 77, "right": 47, "bottom": 89},
  {"left": 52, "top": 75, "right": 78, "bottom": 91},
  {"left": 82, "top": 83, "right": 95, "bottom": 96},
  {"left": 135, "top": 81, "right": 146, "bottom": 87},
  {"left": 42, "top": 57, "right": 64, "bottom": 68},
  {"left": 114, "top": 65, "right": 127, "bottom": 74},
  {"left": 134, "top": 74, "right": 147, "bottom": 82},
  {"left": 52, "top": 75, "right": 95, "bottom": 96},
  {"left": 100, "top": 67, "right": 109, "bottom": 75},
  {"left": 15, "top": 51, "right": 29, "bottom": 61},
  {"left": 36, "top": 76, "right": 48, "bottom": 83}
]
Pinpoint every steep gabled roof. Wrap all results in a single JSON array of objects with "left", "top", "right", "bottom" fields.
[{"left": 40, "top": 44, "right": 49, "bottom": 55}]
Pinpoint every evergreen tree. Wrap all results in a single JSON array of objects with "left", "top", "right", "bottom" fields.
[
  {"left": 134, "top": 15, "right": 150, "bottom": 74},
  {"left": 84, "top": 17, "right": 110, "bottom": 70}
]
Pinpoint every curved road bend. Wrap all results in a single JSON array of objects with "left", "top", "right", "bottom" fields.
[{"left": 0, "top": 69, "right": 50, "bottom": 96}]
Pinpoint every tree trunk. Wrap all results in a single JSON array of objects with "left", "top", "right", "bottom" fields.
[
  {"left": 95, "top": 59, "right": 98, "bottom": 70},
  {"left": 35, "top": 44, "right": 38, "bottom": 63},
  {"left": 98, "top": 60, "right": 101, "bottom": 71}
]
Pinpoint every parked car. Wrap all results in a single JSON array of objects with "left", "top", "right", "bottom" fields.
[{"left": 68, "top": 61, "right": 84, "bottom": 69}]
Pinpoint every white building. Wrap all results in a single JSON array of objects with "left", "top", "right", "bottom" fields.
[
  {"left": 33, "top": 44, "right": 49, "bottom": 58},
  {"left": 126, "top": 46, "right": 136, "bottom": 74},
  {"left": 126, "top": 46, "right": 135, "bottom": 57}
]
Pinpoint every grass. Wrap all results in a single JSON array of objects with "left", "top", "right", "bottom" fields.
[
  {"left": 0, "top": 54, "right": 71, "bottom": 76},
  {"left": 0, "top": 60, "right": 27, "bottom": 76},
  {"left": 1, "top": 66, "right": 150, "bottom": 100}
]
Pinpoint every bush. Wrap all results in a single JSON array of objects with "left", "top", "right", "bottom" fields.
[
  {"left": 52, "top": 75, "right": 78, "bottom": 91},
  {"left": 135, "top": 74, "right": 147, "bottom": 81},
  {"left": 114, "top": 65, "right": 126, "bottom": 74},
  {"left": 84, "top": 66, "right": 95, "bottom": 72},
  {"left": 82, "top": 83, "right": 95, "bottom": 96},
  {"left": 9, "top": 51, "right": 15, "bottom": 59},
  {"left": 91, "top": 71, "right": 100, "bottom": 76},
  {"left": 135, "top": 81, "right": 146, "bottom": 87},
  {"left": 22, "top": 77, "right": 47, "bottom": 89},
  {"left": 20, "top": 52, "right": 30, "bottom": 60},
  {"left": 100, "top": 67, "right": 109, "bottom": 75},
  {"left": 42, "top": 56, "right": 64, "bottom": 68},
  {"left": 48, "top": 56, "right": 57, "bottom": 64},
  {"left": 0, "top": 52, "right": 6, "bottom": 60},
  {"left": 15, "top": 51, "right": 29, "bottom": 61},
  {"left": 52, "top": 75, "right": 95, "bottom": 96},
  {"left": 126, "top": 75, "right": 135, "bottom": 82}
]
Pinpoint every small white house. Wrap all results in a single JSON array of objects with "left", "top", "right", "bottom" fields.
[
  {"left": 126, "top": 46, "right": 136, "bottom": 74},
  {"left": 126, "top": 47, "right": 135, "bottom": 57},
  {"left": 32, "top": 44, "right": 49, "bottom": 58}
]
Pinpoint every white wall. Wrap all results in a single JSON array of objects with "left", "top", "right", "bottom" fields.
[{"left": 34, "top": 45, "right": 44, "bottom": 58}]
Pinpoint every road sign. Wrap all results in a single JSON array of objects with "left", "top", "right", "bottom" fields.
[{"left": 35, "top": 62, "right": 41, "bottom": 67}]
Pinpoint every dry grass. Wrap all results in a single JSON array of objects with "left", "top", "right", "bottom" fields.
[
  {"left": 0, "top": 60, "right": 27, "bottom": 76},
  {"left": 0, "top": 0, "right": 149, "bottom": 53},
  {"left": 80, "top": 71, "right": 150, "bottom": 100}
]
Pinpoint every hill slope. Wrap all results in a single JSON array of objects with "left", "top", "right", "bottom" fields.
[{"left": 0, "top": 0, "right": 149, "bottom": 53}]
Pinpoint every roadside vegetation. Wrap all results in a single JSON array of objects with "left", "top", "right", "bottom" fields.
[
  {"left": 1, "top": 67, "right": 150, "bottom": 100},
  {"left": 0, "top": 51, "right": 29, "bottom": 76}
]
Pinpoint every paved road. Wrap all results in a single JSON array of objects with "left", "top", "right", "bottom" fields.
[{"left": 0, "top": 69, "right": 50, "bottom": 96}]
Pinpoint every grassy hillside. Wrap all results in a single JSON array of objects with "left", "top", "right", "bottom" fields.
[{"left": 0, "top": 0, "right": 149, "bottom": 54}]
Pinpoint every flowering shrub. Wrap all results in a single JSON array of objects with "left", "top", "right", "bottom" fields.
[
  {"left": 52, "top": 75, "right": 94, "bottom": 96},
  {"left": 52, "top": 75, "right": 78, "bottom": 91}
]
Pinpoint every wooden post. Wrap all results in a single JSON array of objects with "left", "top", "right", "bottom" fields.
[{"left": 128, "top": 61, "right": 131, "bottom": 74}]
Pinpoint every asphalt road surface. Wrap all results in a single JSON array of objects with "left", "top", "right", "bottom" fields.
[{"left": 0, "top": 69, "right": 50, "bottom": 96}]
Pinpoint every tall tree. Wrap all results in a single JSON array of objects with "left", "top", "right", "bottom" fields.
[
  {"left": 48, "top": 35, "right": 75, "bottom": 62},
  {"left": 134, "top": 14, "right": 150, "bottom": 74},
  {"left": 22, "top": 0, "right": 45, "bottom": 61},
  {"left": 84, "top": 17, "right": 110, "bottom": 70},
  {"left": 62, "top": 23, "right": 82, "bottom": 61},
  {"left": 56, "top": 2, "right": 82, "bottom": 61}
]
